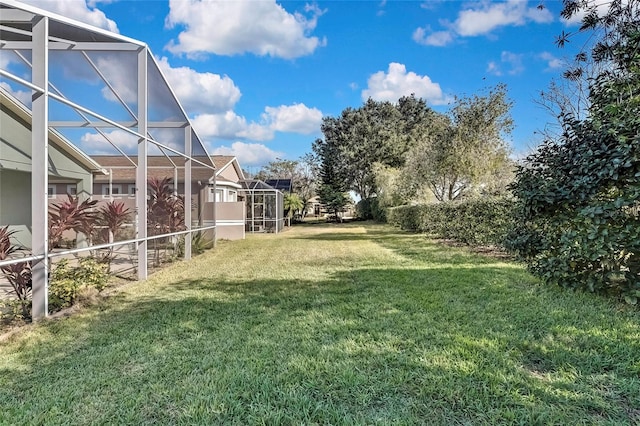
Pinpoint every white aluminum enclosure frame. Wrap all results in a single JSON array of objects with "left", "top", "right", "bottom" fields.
[
  {"left": 0, "top": 0, "right": 215, "bottom": 319},
  {"left": 241, "top": 180, "right": 284, "bottom": 234}
]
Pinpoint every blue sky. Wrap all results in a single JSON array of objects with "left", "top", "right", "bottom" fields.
[{"left": 6, "top": 0, "right": 587, "bottom": 171}]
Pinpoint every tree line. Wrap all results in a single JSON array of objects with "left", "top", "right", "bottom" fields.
[
  {"left": 312, "top": 86, "right": 514, "bottom": 217},
  {"left": 254, "top": 0, "right": 640, "bottom": 303}
]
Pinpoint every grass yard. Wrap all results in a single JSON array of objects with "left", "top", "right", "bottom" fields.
[{"left": 1, "top": 222, "right": 639, "bottom": 425}]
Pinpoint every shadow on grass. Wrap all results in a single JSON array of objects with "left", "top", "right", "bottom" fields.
[{"left": 1, "top": 263, "right": 639, "bottom": 425}]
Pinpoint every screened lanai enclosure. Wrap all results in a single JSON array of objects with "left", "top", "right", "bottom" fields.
[
  {"left": 241, "top": 180, "right": 284, "bottom": 234},
  {"left": 0, "top": 0, "right": 216, "bottom": 319}
]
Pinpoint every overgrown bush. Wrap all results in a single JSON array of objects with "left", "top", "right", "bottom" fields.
[
  {"left": 508, "top": 0, "right": 640, "bottom": 303},
  {"left": 49, "top": 258, "right": 109, "bottom": 311},
  {"left": 387, "top": 205, "right": 421, "bottom": 232},
  {"left": 388, "top": 198, "right": 515, "bottom": 246},
  {"left": 356, "top": 197, "right": 387, "bottom": 222}
]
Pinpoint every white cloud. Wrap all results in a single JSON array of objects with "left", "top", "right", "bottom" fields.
[
  {"left": 94, "top": 54, "right": 138, "bottom": 104},
  {"left": 192, "top": 111, "right": 275, "bottom": 141},
  {"left": 263, "top": 104, "right": 322, "bottom": 134},
  {"left": 486, "top": 61, "right": 502, "bottom": 76},
  {"left": 156, "top": 57, "right": 241, "bottom": 115},
  {"left": 165, "top": 0, "right": 327, "bottom": 59},
  {"left": 67, "top": 54, "right": 240, "bottom": 118},
  {"left": 454, "top": 0, "right": 553, "bottom": 36},
  {"left": 18, "top": 0, "right": 118, "bottom": 32},
  {"left": 413, "top": 28, "right": 454, "bottom": 47},
  {"left": 80, "top": 129, "right": 138, "bottom": 154},
  {"left": 238, "top": 122, "right": 275, "bottom": 142},
  {"left": 362, "top": 63, "right": 450, "bottom": 105},
  {"left": 539, "top": 52, "right": 564, "bottom": 70},
  {"left": 415, "top": 0, "right": 553, "bottom": 47},
  {"left": 192, "top": 112, "right": 253, "bottom": 140},
  {"left": 501, "top": 51, "right": 525, "bottom": 75},
  {"left": 487, "top": 51, "right": 525, "bottom": 76},
  {"left": 210, "top": 142, "right": 283, "bottom": 167},
  {"left": 192, "top": 103, "right": 322, "bottom": 142},
  {"left": 0, "top": 51, "right": 14, "bottom": 69},
  {"left": 0, "top": 82, "right": 31, "bottom": 106}
]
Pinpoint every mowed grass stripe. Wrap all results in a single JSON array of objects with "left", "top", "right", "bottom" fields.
[{"left": 0, "top": 222, "right": 638, "bottom": 425}]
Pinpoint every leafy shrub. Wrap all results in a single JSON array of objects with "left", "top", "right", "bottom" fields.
[
  {"left": 0, "top": 298, "right": 31, "bottom": 322},
  {"left": 508, "top": 2, "right": 640, "bottom": 303},
  {"left": 49, "top": 260, "right": 78, "bottom": 310},
  {"left": 49, "top": 258, "right": 109, "bottom": 311},
  {"left": 388, "top": 198, "right": 515, "bottom": 246},
  {"left": 75, "top": 258, "right": 110, "bottom": 292},
  {"left": 356, "top": 197, "right": 387, "bottom": 222},
  {"left": 387, "top": 205, "right": 421, "bottom": 232}
]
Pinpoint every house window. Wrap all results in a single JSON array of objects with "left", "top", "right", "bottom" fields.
[
  {"left": 67, "top": 184, "right": 77, "bottom": 196},
  {"left": 128, "top": 184, "right": 136, "bottom": 198},
  {"left": 102, "top": 184, "right": 122, "bottom": 198},
  {"left": 207, "top": 188, "right": 224, "bottom": 202},
  {"left": 47, "top": 185, "right": 56, "bottom": 199},
  {"left": 228, "top": 190, "right": 237, "bottom": 202}
]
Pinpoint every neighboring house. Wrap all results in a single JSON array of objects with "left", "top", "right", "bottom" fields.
[
  {"left": 211, "top": 156, "right": 246, "bottom": 240},
  {"left": 0, "top": 89, "right": 107, "bottom": 248},
  {"left": 89, "top": 155, "right": 246, "bottom": 241},
  {"left": 308, "top": 196, "right": 323, "bottom": 217}
]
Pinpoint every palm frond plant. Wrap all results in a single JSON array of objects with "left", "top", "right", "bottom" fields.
[
  {"left": 283, "top": 193, "right": 304, "bottom": 225},
  {"left": 48, "top": 194, "right": 98, "bottom": 250},
  {"left": 97, "top": 201, "right": 131, "bottom": 272},
  {"left": 0, "top": 226, "right": 31, "bottom": 319},
  {"left": 148, "top": 177, "right": 185, "bottom": 266}
]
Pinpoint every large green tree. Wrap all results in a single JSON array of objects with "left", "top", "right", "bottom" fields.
[
  {"left": 316, "top": 95, "right": 433, "bottom": 200},
  {"left": 509, "top": 0, "right": 640, "bottom": 301},
  {"left": 254, "top": 158, "right": 298, "bottom": 182},
  {"left": 402, "top": 84, "right": 513, "bottom": 202},
  {"left": 313, "top": 137, "right": 350, "bottom": 220}
]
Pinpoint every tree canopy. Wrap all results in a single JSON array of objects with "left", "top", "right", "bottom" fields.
[
  {"left": 404, "top": 84, "right": 513, "bottom": 202},
  {"left": 315, "top": 95, "right": 434, "bottom": 200},
  {"left": 314, "top": 87, "right": 513, "bottom": 207}
]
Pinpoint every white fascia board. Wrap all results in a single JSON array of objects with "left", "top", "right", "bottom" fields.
[{"left": 216, "top": 180, "right": 243, "bottom": 189}]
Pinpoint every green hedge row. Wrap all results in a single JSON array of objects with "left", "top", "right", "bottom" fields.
[
  {"left": 387, "top": 198, "right": 515, "bottom": 247},
  {"left": 356, "top": 197, "right": 387, "bottom": 222}
]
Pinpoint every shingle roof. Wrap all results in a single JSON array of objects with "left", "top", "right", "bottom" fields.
[{"left": 91, "top": 155, "right": 218, "bottom": 183}]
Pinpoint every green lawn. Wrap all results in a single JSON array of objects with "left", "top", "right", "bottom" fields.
[{"left": 1, "top": 222, "right": 639, "bottom": 425}]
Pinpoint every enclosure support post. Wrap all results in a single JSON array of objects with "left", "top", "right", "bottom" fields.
[
  {"left": 275, "top": 191, "right": 280, "bottom": 234},
  {"left": 31, "top": 15, "right": 49, "bottom": 320},
  {"left": 136, "top": 47, "right": 148, "bottom": 280},
  {"left": 184, "top": 126, "right": 192, "bottom": 260},
  {"left": 212, "top": 171, "right": 217, "bottom": 248}
]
